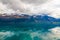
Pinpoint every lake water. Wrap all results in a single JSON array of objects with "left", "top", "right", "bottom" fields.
[{"left": 0, "top": 22, "right": 60, "bottom": 40}]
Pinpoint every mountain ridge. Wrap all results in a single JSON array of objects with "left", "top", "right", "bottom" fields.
[{"left": 0, "top": 14, "right": 59, "bottom": 22}]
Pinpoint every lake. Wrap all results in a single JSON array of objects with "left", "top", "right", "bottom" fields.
[{"left": 0, "top": 22, "right": 60, "bottom": 40}]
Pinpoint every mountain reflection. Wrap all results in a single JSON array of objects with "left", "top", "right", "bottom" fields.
[{"left": 0, "top": 22, "right": 60, "bottom": 40}]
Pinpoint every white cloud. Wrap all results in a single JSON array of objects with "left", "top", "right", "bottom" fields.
[
  {"left": 0, "top": 0, "right": 60, "bottom": 18},
  {"left": 0, "top": 2, "right": 15, "bottom": 15}
]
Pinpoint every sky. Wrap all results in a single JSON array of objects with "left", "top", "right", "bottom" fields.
[{"left": 0, "top": 0, "right": 60, "bottom": 18}]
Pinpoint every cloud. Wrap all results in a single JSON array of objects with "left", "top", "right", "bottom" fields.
[
  {"left": 0, "top": 0, "right": 60, "bottom": 18},
  {"left": 0, "top": 0, "right": 52, "bottom": 13},
  {"left": 0, "top": 2, "right": 15, "bottom": 15},
  {"left": 20, "top": 0, "right": 49, "bottom": 5}
]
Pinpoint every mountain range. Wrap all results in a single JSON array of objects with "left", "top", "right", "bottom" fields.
[{"left": 0, "top": 14, "right": 60, "bottom": 23}]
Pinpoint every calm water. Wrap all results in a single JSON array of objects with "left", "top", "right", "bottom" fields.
[{"left": 0, "top": 22, "right": 59, "bottom": 40}]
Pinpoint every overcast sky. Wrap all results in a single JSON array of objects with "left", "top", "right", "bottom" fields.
[{"left": 0, "top": 0, "right": 60, "bottom": 18}]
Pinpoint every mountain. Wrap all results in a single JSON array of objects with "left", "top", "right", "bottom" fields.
[
  {"left": 0, "top": 14, "right": 59, "bottom": 22},
  {"left": 34, "top": 15, "right": 57, "bottom": 22},
  {"left": 0, "top": 14, "right": 60, "bottom": 29}
]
